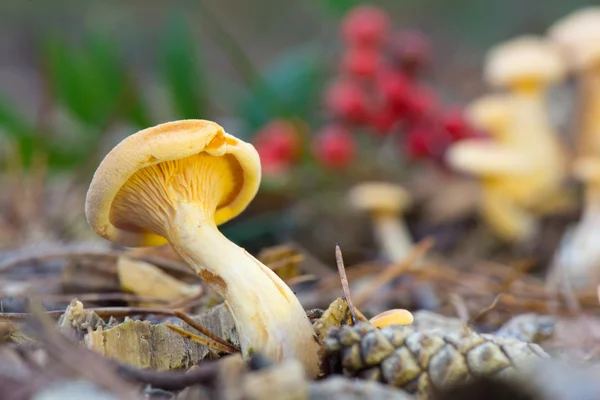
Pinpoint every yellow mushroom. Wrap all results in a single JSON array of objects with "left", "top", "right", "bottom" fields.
[
  {"left": 85, "top": 120, "right": 319, "bottom": 376},
  {"left": 466, "top": 94, "right": 514, "bottom": 142},
  {"left": 347, "top": 182, "right": 413, "bottom": 262},
  {"left": 446, "top": 36, "right": 568, "bottom": 241},
  {"left": 369, "top": 309, "right": 414, "bottom": 328},
  {"left": 548, "top": 7, "right": 600, "bottom": 158}
]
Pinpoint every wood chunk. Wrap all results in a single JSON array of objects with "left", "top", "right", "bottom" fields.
[
  {"left": 86, "top": 320, "right": 204, "bottom": 370},
  {"left": 85, "top": 303, "right": 238, "bottom": 371}
]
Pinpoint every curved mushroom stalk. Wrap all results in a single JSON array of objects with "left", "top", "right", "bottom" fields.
[
  {"left": 372, "top": 212, "right": 414, "bottom": 262},
  {"left": 548, "top": 7, "right": 600, "bottom": 157},
  {"left": 480, "top": 187, "right": 538, "bottom": 242},
  {"left": 110, "top": 153, "right": 319, "bottom": 376},
  {"left": 85, "top": 120, "right": 319, "bottom": 377},
  {"left": 347, "top": 182, "right": 414, "bottom": 262}
]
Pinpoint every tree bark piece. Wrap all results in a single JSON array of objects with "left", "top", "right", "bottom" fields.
[{"left": 86, "top": 304, "right": 238, "bottom": 371}]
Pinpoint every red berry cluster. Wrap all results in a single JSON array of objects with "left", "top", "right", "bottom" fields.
[
  {"left": 317, "top": 4, "right": 480, "bottom": 165},
  {"left": 253, "top": 5, "right": 481, "bottom": 176}
]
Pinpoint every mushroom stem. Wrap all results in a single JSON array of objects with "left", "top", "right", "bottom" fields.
[
  {"left": 579, "top": 67, "right": 600, "bottom": 157},
  {"left": 165, "top": 202, "right": 319, "bottom": 376},
  {"left": 372, "top": 213, "right": 413, "bottom": 262}
]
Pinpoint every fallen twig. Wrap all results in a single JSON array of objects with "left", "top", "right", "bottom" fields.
[{"left": 335, "top": 244, "right": 358, "bottom": 325}]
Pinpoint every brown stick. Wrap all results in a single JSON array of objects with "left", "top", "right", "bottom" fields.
[{"left": 335, "top": 244, "right": 358, "bottom": 325}]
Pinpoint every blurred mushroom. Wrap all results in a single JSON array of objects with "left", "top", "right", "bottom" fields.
[
  {"left": 548, "top": 6, "right": 600, "bottom": 157},
  {"left": 466, "top": 94, "right": 513, "bottom": 141},
  {"left": 369, "top": 309, "right": 414, "bottom": 328},
  {"left": 347, "top": 181, "right": 413, "bottom": 261},
  {"left": 446, "top": 36, "right": 569, "bottom": 242},
  {"left": 85, "top": 120, "right": 319, "bottom": 376},
  {"left": 549, "top": 157, "right": 600, "bottom": 290}
]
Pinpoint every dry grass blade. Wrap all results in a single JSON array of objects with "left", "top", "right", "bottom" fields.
[
  {"left": 468, "top": 293, "right": 502, "bottom": 325},
  {"left": 172, "top": 310, "right": 240, "bottom": 353},
  {"left": 166, "top": 323, "right": 239, "bottom": 354},
  {"left": 353, "top": 238, "right": 435, "bottom": 307},
  {"left": 335, "top": 244, "right": 358, "bottom": 325}
]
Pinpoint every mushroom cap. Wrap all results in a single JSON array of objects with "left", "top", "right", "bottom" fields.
[
  {"left": 465, "top": 94, "right": 512, "bottom": 132},
  {"left": 369, "top": 309, "right": 414, "bottom": 328},
  {"left": 548, "top": 7, "right": 600, "bottom": 71},
  {"left": 85, "top": 120, "right": 261, "bottom": 247},
  {"left": 446, "top": 140, "right": 533, "bottom": 176},
  {"left": 348, "top": 181, "right": 411, "bottom": 215},
  {"left": 484, "top": 35, "right": 566, "bottom": 87}
]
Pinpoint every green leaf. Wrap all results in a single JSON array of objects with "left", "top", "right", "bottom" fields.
[
  {"left": 41, "top": 34, "right": 143, "bottom": 129},
  {"left": 0, "top": 96, "right": 87, "bottom": 170},
  {"left": 239, "top": 45, "right": 325, "bottom": 133},
  {"left": 313, "top": 0, "right": 362, "bottom": 18},
  {"left": 160, "top": 13, "right": 208, "bottom": 119},
  {"left": 0, "top": 96, "right": 38, "bottom": 166},
  {"left": 42, "top": 37, "right": 98, "bottom": 126}
]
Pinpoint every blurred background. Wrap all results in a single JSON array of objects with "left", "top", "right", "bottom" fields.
[{"left": 0, "top": 0, "right": 596, "bottom": 270}]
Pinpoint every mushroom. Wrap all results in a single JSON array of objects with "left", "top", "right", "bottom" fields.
[
  {"left": 446, "top": 36, "right": 569, "bottom": 241},
  {"left": 548, "top": 7, "right": 600, "bottom": 157},
  {"left": 549, "top": 157, "right": 600, "bottom": 289},
  {"left": 465, "top": 94, "right": 513, "bottom": 142},
  {"left": 85, "top": 120, "right": 319, "bottom": 376},
  {"left": 369, "top": 309, "right": 414, "bottom": 328},
  {"left": 347, "top": 181, "right": 413, "bottom": 262}
]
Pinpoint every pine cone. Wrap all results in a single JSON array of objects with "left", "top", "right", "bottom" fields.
[{"left": 322, "top": 322, "right": 549, "bottom": 399}]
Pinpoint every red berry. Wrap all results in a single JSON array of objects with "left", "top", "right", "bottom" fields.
[
  {"left": 256, "top": 142, "right": 292, "bottom": 176},
  {"left": 341, "top": 5, "right": 390, "bottom": 48},
  {"left": 341, "top": 46, "right": 380, "bottom": 77},
  {"left": 370, "top": 106, "right": 399, "bottom": 135},
  {"left": 313, "top": 125, "right": 356, "bottom": 169},
  {"left": 376, "top": 69, "right": 411, "bottom": 111},
  {"left": 405, "top": 130, "right": 433, "bottom": 159},
  {"left": 404, "top": 85, "right": 438, "bottom": 120},
  {"left": 404, "top": 120, "right": 449, "bottom": 161},
  {"left": 442, "top": 109, "right": 473, "bottom": 141},
  {"left": 253, "top": 119, "right": 302, "bottom": 162},
  {"left": 324, "top": 80, "right": 369, "bottom": 123},
  {"left": 391, "top": 29, "right": 432, "bottom": 75}
]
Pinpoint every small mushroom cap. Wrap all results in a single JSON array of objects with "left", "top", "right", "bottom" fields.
[
  {"left": 370, "top": 309, "right": 414, "bottom": 328},
  {"left": 446, "top": 140, "right": 533, "bottom": 176},
  {"left": 548, "top": 7, "right": 600, "bottom": 71},
  {"left": 484, "top": 35, "right": 566, "bottom": 87},
  {"left": 465, "top": 94, "right": 512, "bottom": 134},
  {"left": 348, "top": 181, "right": 411, "bottom": 215},
  {"left": 85, "top": 120, "right": 260, "bottom": 247}
]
